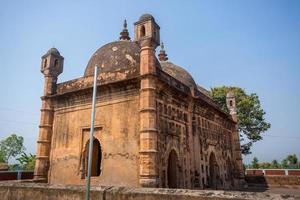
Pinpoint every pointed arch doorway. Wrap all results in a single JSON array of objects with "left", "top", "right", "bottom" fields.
[
  {"left": 167, "top": 150, "right": 179, "bottom": 188},
  {"left": 84, "top": 138, "right": 102, "bottom": 177},
  {"left": 209, "top": 152, "right": 218, "bottom": 189}
]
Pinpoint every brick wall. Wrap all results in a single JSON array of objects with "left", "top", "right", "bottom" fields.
[{"left": 246, "top": 169, "right": 300, "bottom": 176}]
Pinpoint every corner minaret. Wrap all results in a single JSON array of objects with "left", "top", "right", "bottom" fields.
[
  {"left": 226, "top": 90, "right": 245, "bottom": 188},
  {"left": 34, "top": 48, "right": 63, "bottom": 182},
  {"left": 226, "top": 91, "right": 237, "bottom": 122},
  {"left": 135, "top": 14, "right": 160, "bottom": 187}
]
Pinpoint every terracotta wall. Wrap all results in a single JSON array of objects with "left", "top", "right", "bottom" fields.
[
  {"left": 49, "top": 90, "right": 140, "bottom": 187},
  {"left": 246, "top": 169, "right": 300, "bottom": 176}
]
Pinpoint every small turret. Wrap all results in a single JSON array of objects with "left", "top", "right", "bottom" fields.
[
  {"left": 226, "top": 90, "right": 237, "bottom": 122},
  {"left": 134, "top": 13, "right": 160, "bottom": 48},
  {"left": 41, "top": 48, "right": 64, "bottom": 95}
]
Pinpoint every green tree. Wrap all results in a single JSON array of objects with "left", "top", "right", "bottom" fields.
[
  {"left": 211, "top": 86, "right": 271, "bottom": 155},
  {"left": 17, "top": 152, "right": 36, "bottom": 170},
  {"left": 0, "top": 150, "right": 6, "bottom": 163},
  {"left": 251, "top": 157, "right": 259, "bottom": 169},
  {"left": 271, "top": 159, "right": 280, "bottom": 169},
  {"left": 0, "top": 134, "right": 25, "bottom": 163},
  {"left": 286, "top": 154, "right": 298, "bottom": 166},
  {"left": 260, "top": 162, "right": 271, "bottom": 169},
  {"left": 281, "top": 159, "right": 288, "bottom": 169}
]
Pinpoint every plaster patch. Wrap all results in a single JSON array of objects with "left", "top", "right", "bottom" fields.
[{"left": 125, "top": 54, "right": 136, "bottom": 65}]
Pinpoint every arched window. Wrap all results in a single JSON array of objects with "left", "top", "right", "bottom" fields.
[
  {"left": 54, "top": 59, "right": 59, "bottom": 67},
  {"left": 44, "top": 59, "right": 47, "bottom": 68},
  {"left": 229, "top": 100, "right": 233, "bottom": 106},
  {"left": 140, "top": 25, "right": 146, "bottom": 37},
  {"left": 83, "top": 138, "right": 102, "bottom": 177}
]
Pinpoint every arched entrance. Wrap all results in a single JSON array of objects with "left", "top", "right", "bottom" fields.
[
  {"left": 209, "top": 152, "right": 218, "bottom": 189},
  {"left": 84, "top": 138, "right": 102, "bottom": 177},
  {"left": 226, "top": 157, "right": 233, "bottom": 188},
  {"left": 167, "top": 150, "right": 179, "bottom": 188}
]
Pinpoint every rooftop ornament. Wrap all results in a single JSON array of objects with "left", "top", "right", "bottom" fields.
[
  {"left": 158, "top": 42, "right": 168, "bottom": 61},
  {"left": 119, "top": 19, "right": 131, "bottom": 41}
]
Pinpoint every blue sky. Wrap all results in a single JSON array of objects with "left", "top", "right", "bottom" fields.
[{"left": 0, "top": 0, "right": 299, "bottom": 164}]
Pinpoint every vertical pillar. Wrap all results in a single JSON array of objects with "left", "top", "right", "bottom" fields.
[
  {"left": 139, "top": 40, "right": 158, "bottom": 187},
  {"left": 34, "top": 77, "right": 55, "bottom": 181},
  {"left": 187, "top": 100, "right": 195, "bottom": 189},
  {"left": 226, "top": 91, "right": 245, "bottom": 188},
  {"left": 34, "top": 48, "right": 63, "bottom": 182}
]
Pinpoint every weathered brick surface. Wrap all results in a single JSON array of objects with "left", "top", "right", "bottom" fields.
[
  {"left": 265, "top": 170, "right": 285, "bottom": 176},
  {"left": 34, "top": 14, "right": 245, "bottom": 190},
  {"left": 0, "top": 182, "right": 298, "bottom": 200},
  {"left": 289, "top": 170, "right": 300, "bottom": 176}
]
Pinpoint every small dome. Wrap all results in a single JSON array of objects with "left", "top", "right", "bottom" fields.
[
  {"left": 84, "top": 41, "right": 140, "bottom": 78},
  {"left": 160, "top": 61, "right": 197, "bottom": 89},
  {"left": 139, "top": 13, "right": 154, "bottom": 21},
  {"left": 47, "top": 47, "right": 60, "bottom": 55}
]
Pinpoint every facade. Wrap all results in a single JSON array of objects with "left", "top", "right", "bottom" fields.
[{"left": 34, "top": 14, "right": 244, "bottom": 190}]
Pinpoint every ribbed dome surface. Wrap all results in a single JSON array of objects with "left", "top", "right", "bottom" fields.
[
  {"left": 160, "top": 61, "right": 197, "bottom": 89},
  {"left": 84, "top": 41, "right": 140, "bottom": 77}
]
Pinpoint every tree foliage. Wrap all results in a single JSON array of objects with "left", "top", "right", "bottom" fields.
[
  {"left": 286, "top": 154, "right": 298, "bottom": 166},
  {"left": 251, "top": 157, "right": 259, "bottom": 169},
  {"left": 211, "top": 86, "right": 271, "bottom": 155},
  {"left": 0, "top": 134, "right": 25, "bottom": 163},
  {"left": 271, "top": 160, "right": 280, "bottom": 169},
  {"left": 247, "top": 154, "right": 300, "bottom": 169},
  {"left": 17, "top": 152, "right": 36, "bottom": 170}
]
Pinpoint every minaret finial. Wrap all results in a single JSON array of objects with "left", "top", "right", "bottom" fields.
[
  {"left": 161, "top": 42, "right": 164, "bottom": 50},
  {"left": 119, "top": 19, "right": 130, "bottom": 41},
  {"left": 124, "top": 19, "right": 127, "bottom": 29},
  {"left": 158, "top": 42, "right": 168, "bottom": 61}
]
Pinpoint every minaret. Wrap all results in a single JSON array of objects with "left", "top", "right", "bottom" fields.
[
  {"left": 119, "top": 19, "right": 131, "bottom": 41},
  {"left": 134, "top": 13, "right": 160, "bottom": 187},
  {"left": 158, "top": 42, "right": 168, "bottom": 62},
  {"left": 226, "top": 91, "right": 237, "bottom": 122},
  {"left": 226, "top": 91, "right": 245, "bottom": 188},
  {"left": 34, "top": 48, "right": 63, "bottom": 182}
]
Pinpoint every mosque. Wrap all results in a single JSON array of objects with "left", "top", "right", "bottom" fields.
[{"left": 34, "top": 14, "right": 244, "bottom": 190}]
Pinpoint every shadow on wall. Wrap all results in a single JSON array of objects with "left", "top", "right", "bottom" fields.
[
  {"left": 0, "top": 171, "right": 34, "bottom": 181},
  {"left": 244, "top": 176, "right": 269, "bottom": 192}
]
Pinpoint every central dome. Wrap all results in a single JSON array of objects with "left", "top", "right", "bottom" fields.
[
  {"left": 84, "top": 41, "right": 140, "bottom": 78},
  {"left": 84, "top": 40, "right": 197, "bottom": 90}
]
